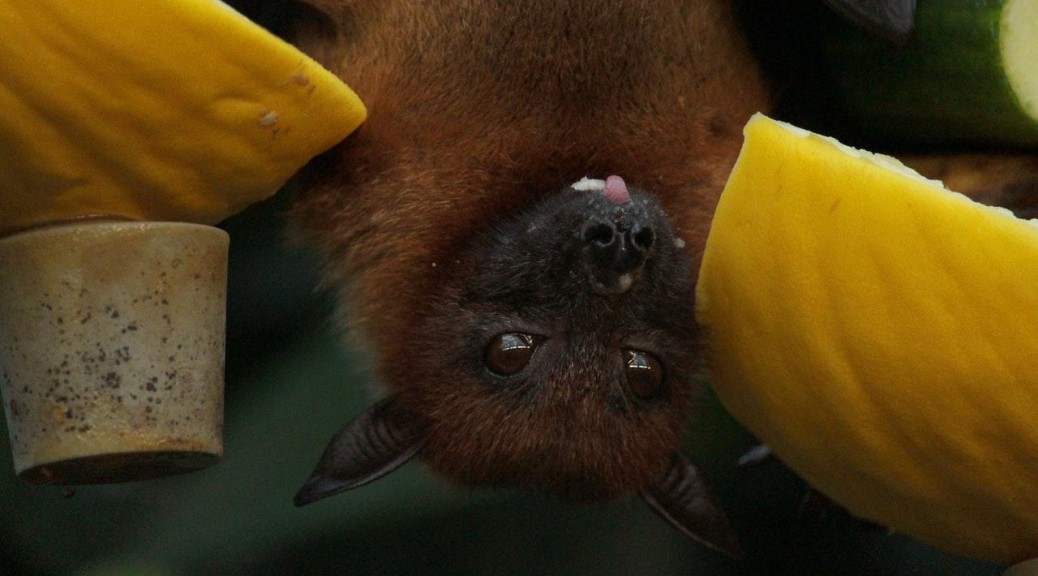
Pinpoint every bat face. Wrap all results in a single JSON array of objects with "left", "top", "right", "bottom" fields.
[
  {"left": 293, "top": 176, "right": 739, "bottom": 556},
  {"left": 395, "top": 178, "right": 699, "bottom": 500}
]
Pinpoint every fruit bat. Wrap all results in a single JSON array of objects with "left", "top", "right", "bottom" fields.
[{"left": 285, "top": 0, "right": 917, "bottom": 557}]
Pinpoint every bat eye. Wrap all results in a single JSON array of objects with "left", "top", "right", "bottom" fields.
[
  {"left": 485, "top": 333, "right": 542, "bottom": 376},
  {"left": 625, "top": 350, "right": 664, "bottom": 399}
]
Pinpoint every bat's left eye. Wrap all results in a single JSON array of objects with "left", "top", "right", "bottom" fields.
[
  {"left": 625, "top": 350, "right": 664, "bottom": 399},
  {"left": 485, "top": 332, "right": 542, "bottom": 376}
]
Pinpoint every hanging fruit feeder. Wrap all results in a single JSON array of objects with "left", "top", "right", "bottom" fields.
[{"left": 0, "top": 0, "right": 366, "bottom": 484}]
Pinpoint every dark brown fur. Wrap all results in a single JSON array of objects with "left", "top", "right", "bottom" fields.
[{"left": 291, "top": 1, "right": 769, "bottom": 500}]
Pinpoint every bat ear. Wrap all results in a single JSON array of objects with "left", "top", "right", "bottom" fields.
[
  {"left": 294, "top": 397, "right": 426, "bottom": 506},
  {"left": 640, "top": 452, "right": 742, "bottom": 559},
  {"left": 822, "top": 0, "right": 917, "bottom": 46}
]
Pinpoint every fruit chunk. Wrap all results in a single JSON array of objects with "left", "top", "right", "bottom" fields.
[
  {"left": 697, "top": 113, "right": 1038, "bottom": 563},
  {"left": 0, "top": 0, "right": 366, "bottom": 234}
]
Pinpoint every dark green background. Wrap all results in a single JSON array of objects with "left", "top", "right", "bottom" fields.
[{"left": 0, "top": 1, "right": 1015, "bottom": 574}]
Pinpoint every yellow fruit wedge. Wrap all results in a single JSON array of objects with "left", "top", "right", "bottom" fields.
[
  {"left": 0, "top": 0, "right": 366, "bottom": 235},
  {"left": 697, "top": 113, "right": 1038, "bottom": 563}
]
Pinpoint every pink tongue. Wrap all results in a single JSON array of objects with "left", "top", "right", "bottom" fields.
[{"left": 604, "top": 175, "right": 630, "bottom": 205}]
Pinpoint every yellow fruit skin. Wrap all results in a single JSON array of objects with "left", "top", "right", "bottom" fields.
[
  {"left": 0, "top": 0, "right": 366, "bottom": 234},
  {"left": 697, "top": 114, "right": 1038, "bottom": 563}
]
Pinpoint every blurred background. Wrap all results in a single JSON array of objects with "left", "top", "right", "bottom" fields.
[
  {"left": 0, "top": 191, "right": 1005, "bottom": 576},
  {"left": 0, "top": 1, "right": 1013, "bottom": 574}
]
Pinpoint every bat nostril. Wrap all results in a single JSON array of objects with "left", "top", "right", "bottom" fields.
[
  {"left": 582, "top": 221, "right": 616, "bottom": 248},
  {"left": 632, "top": 226, "right": 655, "bottom": 252}
]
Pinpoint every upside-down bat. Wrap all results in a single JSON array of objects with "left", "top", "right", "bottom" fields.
[{"left": 284, "top": 0, "right": 917, "bottom": 556}]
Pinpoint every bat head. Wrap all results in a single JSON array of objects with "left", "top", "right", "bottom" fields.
[
  {"left": 296, "top": 176, "right": 739, "bottom": 556},
  {"left": 406, "top": 175, "right": 699, "bottom": 499}
]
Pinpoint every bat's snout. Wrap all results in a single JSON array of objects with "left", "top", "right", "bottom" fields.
[{"left": 581, "top": 214, "right": 655, "bottom": 295}]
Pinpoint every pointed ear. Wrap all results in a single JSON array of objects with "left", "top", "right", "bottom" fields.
[
  {"left": 822, "top": 0, "right": 916, "bottom": 46},
  {"left": 294, "top": 397, "right": 425, "bottom": 507},
  {"left": 640, "top": 452, "right": 742, "bottom": 559}
]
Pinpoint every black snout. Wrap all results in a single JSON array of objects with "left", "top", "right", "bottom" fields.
[{"left": 582, "top": 216, "right": 655, "bottom": 295}]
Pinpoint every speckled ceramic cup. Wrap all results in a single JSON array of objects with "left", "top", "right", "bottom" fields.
[{"left": 0, "top": 221, "right": 227, "bottom": 484}]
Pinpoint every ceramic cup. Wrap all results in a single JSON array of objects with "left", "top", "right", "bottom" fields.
[{"left": 0, "top": 221, "right": 227, "bottom": 484}]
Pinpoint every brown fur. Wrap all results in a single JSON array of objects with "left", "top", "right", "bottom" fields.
[{"left": 291, "top": 0, "right": 769, "bottom": 498}]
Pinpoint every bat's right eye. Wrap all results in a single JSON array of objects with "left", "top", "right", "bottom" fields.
[
  {"left": 485, "top": 332, "right": 542, "bottom": 376},
  {"left": 624, "top": 350, "right": 664, "bottom": 400}
]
